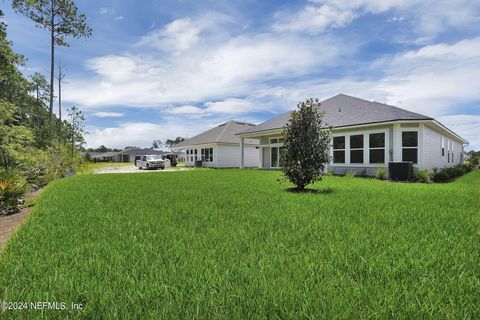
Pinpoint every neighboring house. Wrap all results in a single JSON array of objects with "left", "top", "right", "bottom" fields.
[
  {"left": 173, "top": 121, "right": 260, "bottom": 168},
  {"left": 238, "top": 94, "right": 468, "bottom": 175},
  {"left": 89, "top": 147, "right": 170, "bottom": 163}
]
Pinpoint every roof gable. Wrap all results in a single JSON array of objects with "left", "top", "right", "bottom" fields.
[{"left": 174, "top": 120, "right": 256, "bottom": 147}]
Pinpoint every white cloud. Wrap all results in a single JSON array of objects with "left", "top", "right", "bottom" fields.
[
  {"left": 437, "top": 115, "right": 480, "bottom": 150},
  {"left": 273, "top": 0, "right": 480, "bottom": 40},
  {"left": 138, "top": 12, "right": 232, "bottom": 52},
  {"left": 65, "top": 33, "right": 339, "bottom": 108},
  {"left": 166, "top": 105, "right": 204, "bottom": 115},
  {"left": 92, "top": 112, "right": 124, "bottom": 118},
  {"left": 99, "top": 7, "right": 114, "bottom": 15},
  {"left": 99, "top": 7, "right": 123, "bottom": 21},
  {"left": 204, "top": 98, "right": 259, "bottom": 114},
  {"left": 86, "top": 120, "right": 220, "bottom": 149},
  {"left": 273, "top": 3, "right": 358, "bottom": 34}
]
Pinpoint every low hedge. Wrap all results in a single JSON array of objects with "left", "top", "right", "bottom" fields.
[{"left": 431, "top": 163, "right": 476, "bottom": 183}]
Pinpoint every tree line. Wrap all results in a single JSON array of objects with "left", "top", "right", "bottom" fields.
[{"left": 0, "top": 0, "right": 90, "bottom": 193}]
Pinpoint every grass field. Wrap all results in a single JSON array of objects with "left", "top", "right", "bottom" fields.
[{"left": 0, "top": 170, "right": 479, "bottom": 319}]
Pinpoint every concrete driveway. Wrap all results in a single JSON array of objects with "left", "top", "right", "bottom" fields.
[{"left": 93, "top": 164, "right": 190, "bottom": 174}]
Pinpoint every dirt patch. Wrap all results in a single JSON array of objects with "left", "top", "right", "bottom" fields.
[{"left": 0, "top": 187, "right": 45, "bottom": 249}]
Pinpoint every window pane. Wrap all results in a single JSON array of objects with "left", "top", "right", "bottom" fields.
[
  {"left": 369, "top": 149, "right": 385, "bottom": 163},
  {"left": 271, "top": 147, "right": 278, "bottom": 167},
  {"left": 402, "top": 148, "right": 418, "bottom": 163},
  {"left": 333, "top": 136, "right": 345, "bottom": 149},
  {"left": 350, "top": 150, "right": 363, "bottom": 163},
  {"left": 369, "top": 133, "right": 385, "bottom": 148},
  {"left": 350, "top": 135, "right": 363, "bottom": 149},
  {"left": 333, "top": 150, "right": 345, "bottom": 163},
  {"left": 270, "top": 138, "right": 278, "bottom": 144},
  {"left": 402, "top": 131, "right": 418, "bottom": 147}
]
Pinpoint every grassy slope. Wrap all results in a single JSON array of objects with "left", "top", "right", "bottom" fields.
[{"left": 0, "top": 170, "right": 479, "bottom": 319}]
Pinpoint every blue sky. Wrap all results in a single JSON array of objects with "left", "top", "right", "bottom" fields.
[{"left": 2, "top": 0, "right": 480, "bottom": 149}]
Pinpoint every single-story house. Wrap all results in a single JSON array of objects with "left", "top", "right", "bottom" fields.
[
  {"left": 113, "top": 147, "right": 167, "bottom": 163},
  {"left": 89, "top": 147, "right": 182, "bottom": 163},
  {"left": 173, "top": 120, "right": 260, "bottom": 168},
  {"left": 237, "top": 94, "right": 468, "bottom": 175}
]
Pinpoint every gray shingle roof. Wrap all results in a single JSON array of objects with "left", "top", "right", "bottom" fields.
[
  {"left": 239, "top": 94, "right": 432, "bottom": 135},
  {"left": 117, "top": 148, "right": 166, "bottom": 156},
  {"left": 174, "top": 120, "right": 256, "bottom": 148}
]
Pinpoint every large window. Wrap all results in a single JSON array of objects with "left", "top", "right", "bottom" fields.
[
  {"left": 201, "top": 148, "right": 214, "bottom": 162},
  {"left": 333, "top": 136, "right": 345, "bottom": 163},
  {"left": 402, "top": 131, "right": 418, "bottom": 163},
  {"left": 269, "top": 146, "right": 284, "bottom": 167},
  {"left": 350, "top": 134, "right": 364, "bottom": 164},
  {"left": 369, "top": 133, "right": 385, "bottom": 163},
  {"left": 271, "top": 147, "right": 278, "bottom": 167}
]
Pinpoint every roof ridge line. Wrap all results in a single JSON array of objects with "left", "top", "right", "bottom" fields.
[{"left": 215, "top": 121, "right": 232, "bottom": 143}]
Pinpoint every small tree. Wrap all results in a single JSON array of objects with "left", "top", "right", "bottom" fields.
[
  {"left": 66, "top": 106, "right": 86, "bottom": 158},
  {"left": 165, "top": 137, "right": 186, "bottom": 149},
  {"left": 280, "top": 98, "right": 331, "bottom": 190},
  {"left": 151, "top": 139, "right": 163, "bottom": 150}
]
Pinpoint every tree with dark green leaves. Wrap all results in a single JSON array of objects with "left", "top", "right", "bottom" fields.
[
  {"left": 280, "top": 98, "right": 331, "bottom": 190},
  {"left": 66, "top": 106, "right": 86, "bottom": 158},
  {"left": 12, "top": 0, "right": 92, "bottom": 121},
  {"left": 151, "top": 139, "right": 163, "bottom": 150},
  {"left": 165, "top": 137, "right": 186, "bottom": 149},
  {"left": 29, "top": 72, "right": 50, "bottom": 126}
]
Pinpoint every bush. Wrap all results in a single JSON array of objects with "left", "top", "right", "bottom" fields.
[
  {"left": 417, "top": 169, "right": 432, "bottom": 183},
  {"left": 375, "top": 167, "right": 388, "bottom": 180},
  {"left": 344, "top": 170, "right": 356, "bottom": 178},
  {"left": 13, "top": 145, "right": 82, "bottom": 188},
  {"left": 0, "top": 170, "right": 28, "bottom": 215},
  {"left": 431, "top": 163, "right": 474, "bottom": 183},
  {"left": 280, "top": 98, "right": 331, "bottom": 190}
]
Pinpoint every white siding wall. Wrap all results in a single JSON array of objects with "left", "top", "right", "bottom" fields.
[
  {"left": 423, "top": 126, "right": 463, "bottom": 169},
  {"left": 216, "top": 144, "right": 259, "bottom": 168},
  {"left": 183, "top": 144, "right": 259, "bottom": 168},
  {"left": 183, "top": 145, "right": 218, "bottom": 167}
]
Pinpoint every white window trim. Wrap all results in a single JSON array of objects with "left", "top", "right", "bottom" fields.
[
  {"left": 262, "top": 137, "right": 285, "bottom": 168},
  {"left": 400, "top": 128, "right": 419, "bottom": 164},
  {"left": 349, "top": 134, "right": 365, "bottom": 164},
  {"left": 332, "top": 136, "right": 347, "bottom": 164},
  {"left": 330, "top": 128, "right": 389, "bottom": 167}
]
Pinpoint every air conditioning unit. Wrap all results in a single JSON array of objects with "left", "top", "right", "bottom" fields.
[{"left": 388, "top": 162, "right": 413, "bottom": 181}]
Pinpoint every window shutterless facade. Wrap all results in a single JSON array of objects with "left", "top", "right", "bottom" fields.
[
  {"left": 369, "top": 132, "right": 385, "bottom": 164},
  {"left": 402, "top": 131, "right": 418, "bottom": 163},
  {"left": 269, "top": 138, "right": 283, "bottom": 167},
  {"left": 350, "top": 134, "right": 364, "bottom": 164},
  {"left": 201, "top": 148, "right": 214, "bottom": 162},
  {"left": 333, "top": 136, "right": 345, "bottom": 163}
]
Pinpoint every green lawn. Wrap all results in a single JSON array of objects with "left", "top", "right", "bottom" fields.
[{"left": 1, "top": 170, "right": 479, "bottom": 319}]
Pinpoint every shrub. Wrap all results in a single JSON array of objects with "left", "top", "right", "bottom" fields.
[
  {"left": 431, "top": 163, "right": 473, "bottom": 183},
  {"left": 0, "top": 170, "right": 28, "bottom": 215},
  {"left": 417, "top": 169, "right": 432, "bottom": 183},
  {"left": 13, "top": 144, "right": 82, "bottom": 187},
  {"left": 344, "top": 170, "right": 356, "bottom": 178},
  {"left": 280, "top": 98, "right": 331, "bottom": 190},
  {"left": 375, "top": 167, "right": 388, "bottom": 180}
]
